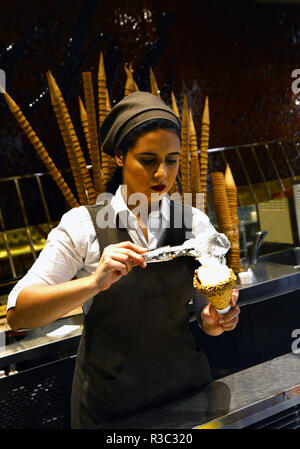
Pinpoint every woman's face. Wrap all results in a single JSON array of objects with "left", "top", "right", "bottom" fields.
[{"left": 116, "top": 128, "right": 180, "bottom": 204}]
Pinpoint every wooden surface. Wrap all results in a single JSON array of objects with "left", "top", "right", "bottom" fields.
[{"left": 0, "top": 306, "right": 83, "bottom": 332}]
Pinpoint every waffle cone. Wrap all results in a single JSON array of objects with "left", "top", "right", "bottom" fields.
[{"left": 193, "top": 268, "right": 236, "bottom": 311}]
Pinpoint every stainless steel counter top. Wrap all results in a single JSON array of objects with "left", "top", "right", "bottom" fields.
[
  {"left": 235, "top": 261, "right": 300, "bottom": 305},
  {"left": 0, "top": 315, "right": 83, "bottom": 369},
  {"left": 1, "top": 260, "right": 300, "bottom": 370},
  {"left": 98, "top": 352, "right": 300, "bottom": 429}
]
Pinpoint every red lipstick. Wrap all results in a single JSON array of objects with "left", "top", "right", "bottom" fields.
[{"left": 151, "top": 184, "right": 166, "bottom": 192}]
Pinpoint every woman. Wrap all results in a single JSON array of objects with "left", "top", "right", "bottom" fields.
[{"left": 7, "top": 92, "right": 240, "bottom": 428}]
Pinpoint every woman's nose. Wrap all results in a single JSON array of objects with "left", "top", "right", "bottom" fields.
[{"left": 154, "top": 162, "right": 167, "bottom": 179}]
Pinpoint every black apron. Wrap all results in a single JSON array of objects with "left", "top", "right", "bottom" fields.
[{"left": 71, "top": 200, "right": 211, "bottom": 429}]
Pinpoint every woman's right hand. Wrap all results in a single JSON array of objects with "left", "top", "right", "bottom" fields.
[{"left": 92, "top": 241, "right": 148, "bottom": 292}]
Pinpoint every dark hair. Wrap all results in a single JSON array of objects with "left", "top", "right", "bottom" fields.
[{"left": 106, "top": 118, "right": 181, "bottom": 194}]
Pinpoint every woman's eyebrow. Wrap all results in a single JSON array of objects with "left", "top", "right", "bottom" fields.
[{"left": 138, "top": 152, "right": 180, "bottom": 156}]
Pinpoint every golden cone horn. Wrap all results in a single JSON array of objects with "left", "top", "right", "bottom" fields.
[
  {"left": 167, "top": 93, "right": 180, "bottom": 196},
  {"left": 97, "top": 54, "right": 116, "bottom": 189},
  {"left": 180, "top": 93, "right": 190, "bottom": 197},
  {"left": 171, "top": 91, "right": 180, "bottom": 119},
  {"left": 98, "top": 52, "right": 108, "bottom": 126},
  {"left": 105, "top": 88, "right": 111, "bottom": 112},
  {"left": 149, "top": 66, "right": 160, "bottom": 98},
  {"left": 47, "top": 73, "right": 92, "bottom": 205},
  {"left": 189, "top": 109, "right": 202, "bottom": 209},
  {"left": 210, "top": 171, "right": 240, "bottom": 272},
  {"left": 224, "top": 164, "right": 241, "bottom": 272},
  {"left": 79, "top": 96, "right": 91, "bottom": 152},
  {"left": 200, "top": 96, "right": 210, "bottom": 213},
  {"left": 46, "top": 71, "right": 96, "bottom": 204},
  {"left": 82, "top": 71, "right": 104, "bottom": 194},
  {"left": 210, "top": 172, "right": 232, "bottom": 229},
  {"left": 124, "top": 63, "right": 139, "bottom": 97},
  {"left": 3, "top": 91, "right": 78, "bottom": 209}
]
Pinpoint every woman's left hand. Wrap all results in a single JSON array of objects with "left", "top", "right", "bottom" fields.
[{"left": 201, "top": 289, "right": 240, "bottom": 336}]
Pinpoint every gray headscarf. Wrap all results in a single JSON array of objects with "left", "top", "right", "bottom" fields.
[{"left": 100, "top": 91, "right": 181, "bottom": 156}]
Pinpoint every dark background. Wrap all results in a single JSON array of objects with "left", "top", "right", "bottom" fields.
[
  {"left": 1, "top": 0, "right": 300, "bottom": 225},
  {"left": 2, "top": 0, "right": 300, "bottom": 175}
]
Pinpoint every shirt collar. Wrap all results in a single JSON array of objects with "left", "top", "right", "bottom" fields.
[{"left": 111, "top": 185, "right": 171, "bottom": 224}]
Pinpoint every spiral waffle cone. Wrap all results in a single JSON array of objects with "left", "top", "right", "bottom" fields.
[
  {"left": 210, "top": 172, "right": 232, "bottom": 228},
  {"left": 189, "top": 109, "right": 201, "bottom": 208},
  {"left": 47, "top": 79, "right": 89, "bottom": 205},
  {"left": 180, "top": 93, "right": 190, "bottom": 196},
  {"left": 3, "top": 91, "right": 79, "bottom": 209},
  {"left": 82, "top": 71, "right": 103, "bottom": 194},
  {"left": 124, "top": 64, "right": 139, "bottom": 97},
  {"left": 98, "top": 52, "right": 108, "bottom": 126},
  {"left": 224, "top": 164, "right": 241, "bottom": 272},
  {"left": 149, "top": 66, "right": 160, "bottom": 98},
  {"left": 200, "top": 96, "right": 210, "bottom": 213},
  {"left": 225, "top": 164, "right": 238, "bottom": 225},
  {"left": 193, "top": 268, "right": 236, "bottom": 310},
  {"left": 47, "top": 71, "right": 96, "bottom": 205},
  {"left": 171, "top": 91, "right": 180, "bottom": 118},
  {"left": 79, "top": 96, "right": 91, "bottom": 152},
  {"left": 104, "top": 89, "right": 117, "bottom": 182}
]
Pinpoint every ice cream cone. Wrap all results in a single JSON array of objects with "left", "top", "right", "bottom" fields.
[{"left": 193, "top": 267, "right": 236, "bottom": 314}]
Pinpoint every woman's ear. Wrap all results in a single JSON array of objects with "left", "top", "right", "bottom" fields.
[{"left": 115, "top": 150, "right": 124, "bottom": 167}]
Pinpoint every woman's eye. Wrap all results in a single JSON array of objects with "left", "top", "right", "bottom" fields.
[
  {"left": 140, "top": 159, "right": 156, "bottom": 165},
  {"left": 166, "top": 159, "right": 178, "bottom": 165}
]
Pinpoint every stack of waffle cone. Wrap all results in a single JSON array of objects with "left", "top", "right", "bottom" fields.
[
  {"left": 98, "top": 54, "right": 116, "bottom": 189},
  {"left": 149, "top": 67, "right": 160, "bottom": 98},
  {"left": 199, "top": 97, "right": 210, "bottom": 213},
  {"left": 210, "top": 171, "right": 240, "bottom": 273},
  {"left": 193, "top": 268, "right": 236, "bottom": 313},
  {"left": 47, "top": 74, "right": 91, "bottom": 205},
  {"left": 210, "top": 172, "right": 232, "bottom": 229},
  {"left": 124, "top": 63, "right": 139, "bottom": 97},
  {"left": 171, "top": 91, "right": 180, "bottom": 119},
  {"left": 47, "top": 71, "right": 96, "bottom": 205},
  {"left": 167, "top": 92, "right": 180, "bottom": 196},
  {"left": 224, "top": 164, "right": 241, "bottom": 272},
  {"left": 2, "top": 91, "right": 79, "bottom": 209},
  {"left": 103, "top": 88, "right": 117, "bottom": 185},
  {"left": 179, "top": 93, "right": 190, "bottom": 197},
  {"left": 79, "top": 96, "right": 92, "bottom": 153},
  {"left": 189, "top": 109, "right": 201, "bottom": 209},
  {"left": 82, "top": 71, "right": 104, "bottom": 194}
]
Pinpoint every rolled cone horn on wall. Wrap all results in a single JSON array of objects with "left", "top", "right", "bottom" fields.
[
  {"left": 210, "top": 169, "right": 241, "bottom": 273},
  {"left": 124, "top": 63, "right": 139, "bottom": 97},
  {"left": 189, "top": 109, "right": 201, "bottom": 209},
  {"left": 2, "top": 90, "right": 79, "bottom": 209},
  {"left": 97, "top": 53, "right": 116, "bottom": 189},
  {"left": 180, "top": 93, "right": 190, "bottom": 197},
  {"left": 149, "top": 66, "right": 160, "bottom": 98},
  {"left": 47, "top": 72, "right": 94, "bottom": 205},
  {"left": 224, "top": 163, "right": 241, "bottom": 272},
  {"left": 4, "top": 61, "right": 214, "bottom": 224},
  {"left": 200, "top": 96, "right": 210, "bottom": 214},
  {"left": 82, "top": 71, "right": 104, "bottom": 194}
]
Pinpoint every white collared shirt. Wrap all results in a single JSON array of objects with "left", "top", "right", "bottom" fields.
[{"left": 7, "top": 186, "right": 216, "bottom": 314}]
